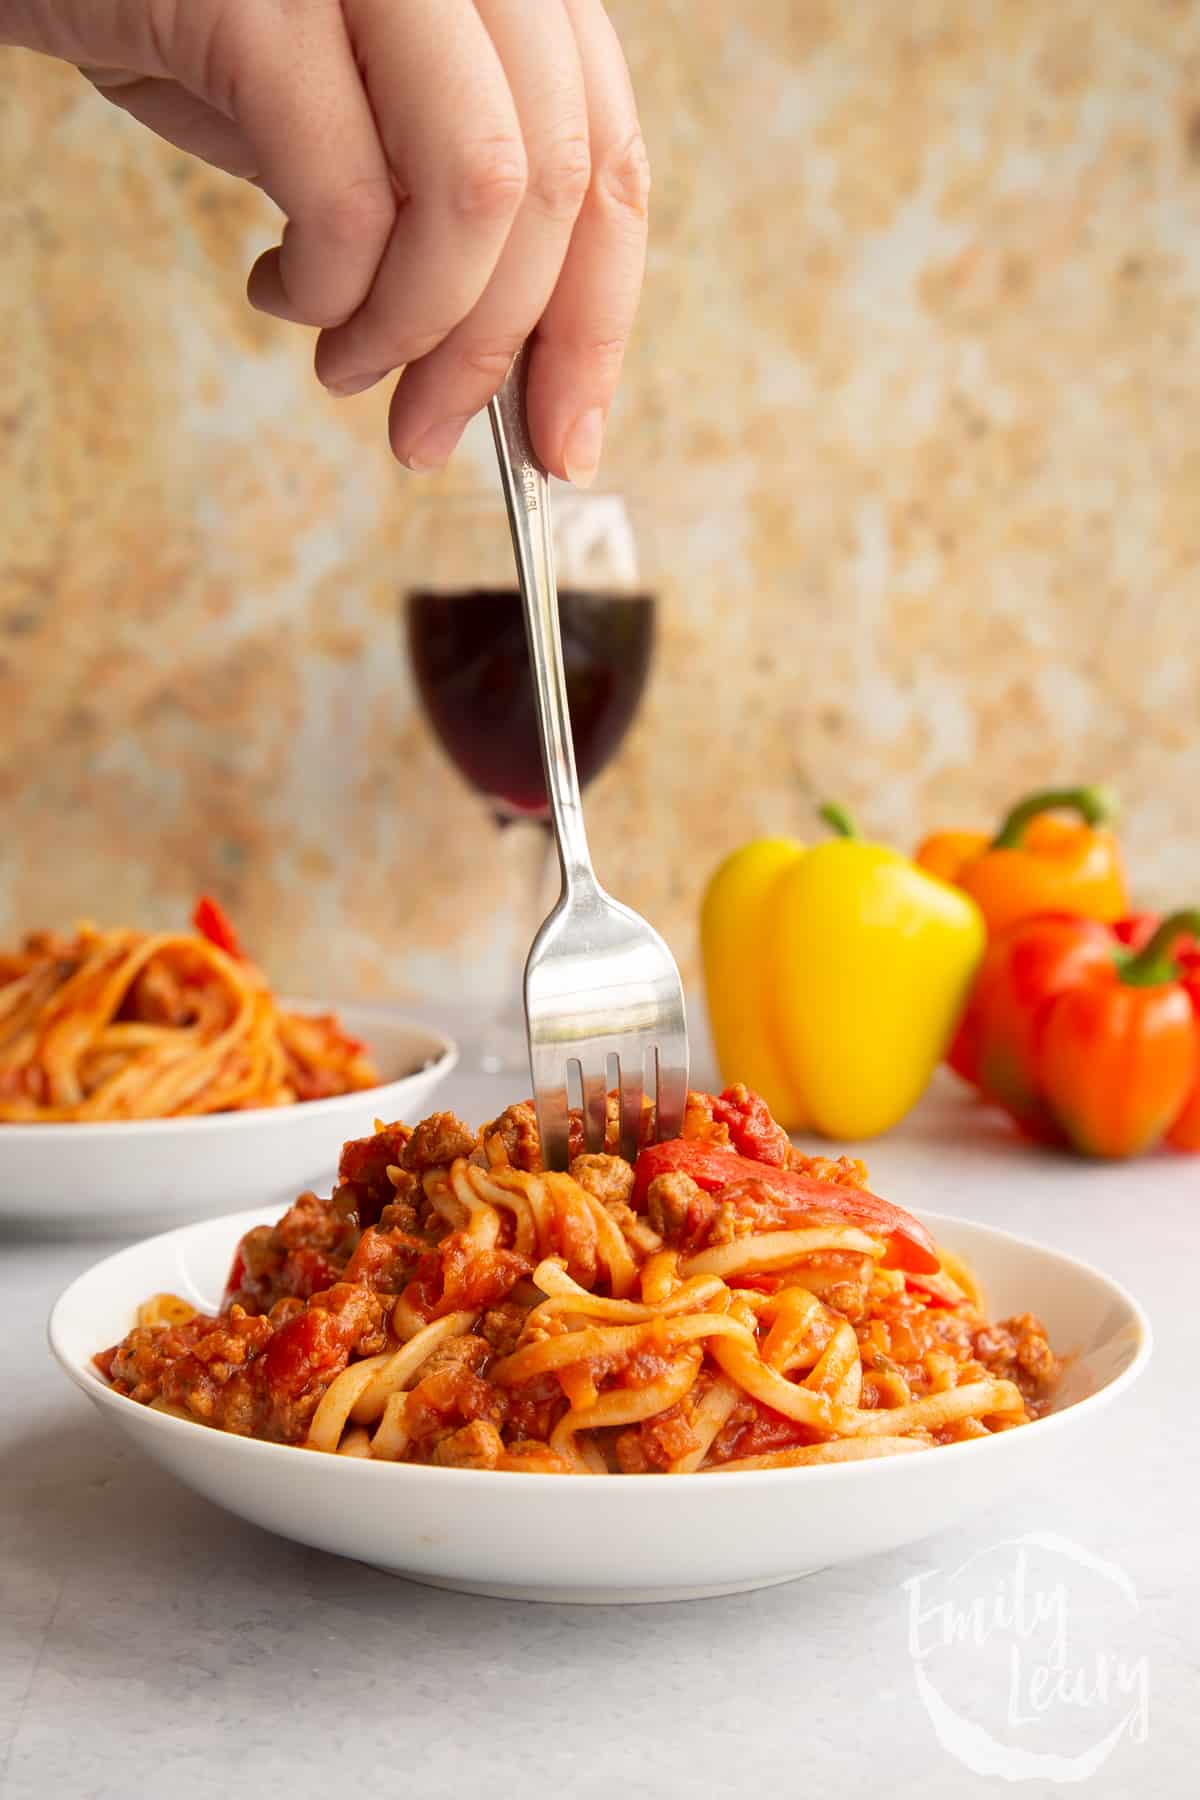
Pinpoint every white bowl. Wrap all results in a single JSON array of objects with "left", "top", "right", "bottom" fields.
[
  {"left": 2, "top": 1005, "right": 456, "bottom": 1233},
  {"left": 49, "top": 1207, "right": 1150, "bottom": 1603}
]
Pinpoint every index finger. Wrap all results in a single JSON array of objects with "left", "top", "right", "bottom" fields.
[
  {"left": 238, "top": 2, "right": 397, "bottom": 329},
  {"left": 524, "top": 0, "right": 650, "bottom": 485},
  {"left": 313, "top": 0, "right": 528, "bottom": 398}
]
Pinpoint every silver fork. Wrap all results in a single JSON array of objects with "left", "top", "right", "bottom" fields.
[{"left": 488, "top": 351, "right": 689, "bottom": 1171}]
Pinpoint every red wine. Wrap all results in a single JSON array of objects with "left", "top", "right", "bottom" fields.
[{"left": 407, "top": 587, "right": 656, "bottom": 818}]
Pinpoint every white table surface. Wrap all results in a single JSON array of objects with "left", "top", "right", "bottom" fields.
[{"left": 2, "top": 1009, "right": 1196, "bottom": 1798}]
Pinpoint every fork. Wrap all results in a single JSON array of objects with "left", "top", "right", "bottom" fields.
[{"left": 487, "top": 351, "right": 689, "bottom": 1171}]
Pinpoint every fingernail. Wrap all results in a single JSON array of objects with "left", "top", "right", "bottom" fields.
[
  {"left": 327, "top": 371, "right": 389, "bottom": 398},
  {"left": 562, "top": 409, "right": 605, "bottom": 488},
  {"left": 404, "top": 414, "right": 472, "bottom": 471}
]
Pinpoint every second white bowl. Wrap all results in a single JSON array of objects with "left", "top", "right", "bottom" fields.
[{"left": 2, "top": 1004, "right": 456, "bottom": 1233}]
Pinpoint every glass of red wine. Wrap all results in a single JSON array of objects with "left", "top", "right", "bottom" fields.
[{"left": 405, "top": 490, "right": 656, "bottom": 1070}]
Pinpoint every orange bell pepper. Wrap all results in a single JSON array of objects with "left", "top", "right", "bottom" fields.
[
  {"left": 968, "top": 910, "right": 1200, "bottom": 1157},
  {"left": 916, "top": 786, "right": 1128, "bottom": 935}
]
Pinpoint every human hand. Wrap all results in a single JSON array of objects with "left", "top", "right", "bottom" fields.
[{"left": 3, "top": 0, "right": 649, "bottom": 483}]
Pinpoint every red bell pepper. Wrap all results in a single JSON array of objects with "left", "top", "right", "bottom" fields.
[
  {"left": 965, "top": 914, "right": 1115, "bottom": 1137},
  {"left": 1035, "top": 913, "right": 1200, "bottom": 1157},
  {"left": 968, "top": 910, "right": 1200, "bottom": 1158},
  {"left": 1112, "top": 915, "right": 1200, "bottom": 1150},
  {"left": 1111, "top": 914, "right": 1158, "bottom": 952},
  {"left": 1167, "top": 946, "right": 1200, "bottom": 1151},
  {"left": 631, "top": 1138, "right": 939, "bottom": 1273},
  {"left": 1112, "top": 913, "right": 1198, "bottom": 959},
  {"left": 192, "top": 894, "right": 246, "bottom": 961}
]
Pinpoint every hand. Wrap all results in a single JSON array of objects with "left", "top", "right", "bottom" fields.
[{"left": 4, "top": 0, "right": 649, "bottom": 483}]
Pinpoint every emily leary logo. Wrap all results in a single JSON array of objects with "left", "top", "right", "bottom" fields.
[{"left": 903, "top": 1531, "right": 1150, "bottom": 1783}]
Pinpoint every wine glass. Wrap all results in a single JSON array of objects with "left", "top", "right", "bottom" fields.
[{"left": 404, "top": 489, "right": 657, "bottom": 1071}]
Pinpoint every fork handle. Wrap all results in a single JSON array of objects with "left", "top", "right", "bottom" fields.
[{"left": 489, "top": 350, "right": 597, "bottom": 892}]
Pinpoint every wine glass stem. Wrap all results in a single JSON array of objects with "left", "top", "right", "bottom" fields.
[{"left": 478, "top": 819, "right": 555, "bottom": 1076}]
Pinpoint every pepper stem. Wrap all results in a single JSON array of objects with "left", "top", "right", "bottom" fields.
[
  {"left": 991, "top": 785, "right": 1117, "bottom": 850},
  {"left": 1120, "top": 910, "right": 1200, "bottom": 987},
  {"left": 819, "top": 802, "right": 860, "bottom": 840}
]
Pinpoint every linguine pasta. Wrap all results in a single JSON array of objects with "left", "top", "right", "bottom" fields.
[
  {"left": 94, "top": 1088, "right": 1062, "bottom": 1471},
  {"left": 0, "top": 898, "right": 378, "bottom": 1122}
]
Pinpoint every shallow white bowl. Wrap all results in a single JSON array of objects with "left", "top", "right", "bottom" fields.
[
  {"left": 2, "top": 1005, "right": 456, "bottom": 1233},
  {"left": 49, "top": 1207, "right": 1150, "bottom": 1603}
]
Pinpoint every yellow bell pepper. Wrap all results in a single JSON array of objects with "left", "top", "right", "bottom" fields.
[{"left": 701, "top": 805, "right": 986, "bottom": 1139}]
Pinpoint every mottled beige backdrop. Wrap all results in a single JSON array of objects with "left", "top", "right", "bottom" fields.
[{"left": 2, "top": 2, "right": 1199, "bottom": 999}]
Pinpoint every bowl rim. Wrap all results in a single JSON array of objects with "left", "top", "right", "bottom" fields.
[
  {"left": 48, "top": 1205, "right": 1153, "bottom": 1491},
  {"left": 0, "top": 1004, "right": 457, "bottom": 1141}
]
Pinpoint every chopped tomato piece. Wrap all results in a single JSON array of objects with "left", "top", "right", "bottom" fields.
[
  {"left": 262, "top": 1306, "right": 349, "bottom": 1397},
  {"left": 710, "top": 1085, "right": 790, "bottom": 1165}
]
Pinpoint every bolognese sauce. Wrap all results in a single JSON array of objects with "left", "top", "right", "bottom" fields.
[{"left": 95, "top": 1087, "right": 1061, "bottom": 1473}]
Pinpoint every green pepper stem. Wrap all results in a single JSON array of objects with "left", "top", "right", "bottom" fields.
[
  {"left": 1120, "top": 910, "right": 1200, "bottom": 987},
  {"left": 819, "top": 802, "right": 860, "bottom": 840},
  {"left": 991, "top": 785, "right": 1118, "bottom": 850}
]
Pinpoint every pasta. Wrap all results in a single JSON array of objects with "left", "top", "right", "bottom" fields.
[
  {"left": 94, "top": 1086, "right": 1062, "bottom": 1470},
  {"left": 0, "top": 897, "right": 378, "bottom": 1121}
]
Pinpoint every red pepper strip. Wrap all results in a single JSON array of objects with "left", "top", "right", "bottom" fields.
[
  {"left": 192, "top": 894, "right": 246, "bottom": 961},
  {"left": 263, "top": 1305, "right": 355, "bottom": 1397},
  {"left": 631, "top": 1140, "right": 939, "bottom": 1273}
]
